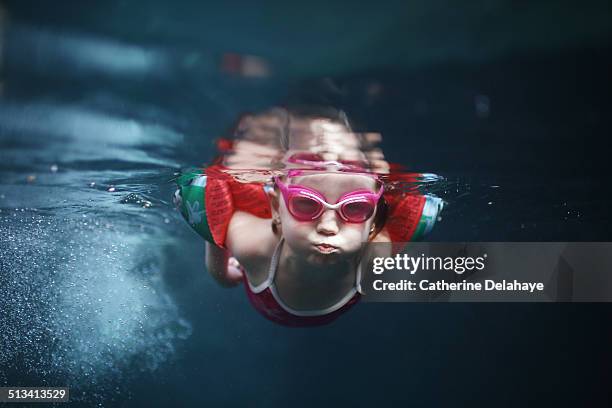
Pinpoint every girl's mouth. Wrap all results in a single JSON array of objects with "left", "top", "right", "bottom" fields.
[{"left": 313, "top": 243, "right": 339, "bottom": 254}]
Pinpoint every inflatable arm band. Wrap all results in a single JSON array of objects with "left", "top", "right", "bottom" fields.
[
  {"left": 174, "top": 169, "right": 232, "bottom": 247},
  {"left": 174, "top": 168, "right": 272, "bottom": 248}
]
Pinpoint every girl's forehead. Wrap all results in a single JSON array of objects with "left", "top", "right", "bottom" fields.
[{"left": 290, "top": 173, "right": 377, "bottom": 196}]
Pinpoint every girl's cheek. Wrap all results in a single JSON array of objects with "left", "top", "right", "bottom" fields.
[{"left": 335, "top": 230, "right": 362, "bottom": 249}]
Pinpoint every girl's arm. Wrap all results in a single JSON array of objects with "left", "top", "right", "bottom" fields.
[{"left": 206, "top": 210, "right": 276, "bottom": 288}]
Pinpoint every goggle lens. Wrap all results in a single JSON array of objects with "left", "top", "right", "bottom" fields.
[
  {"left": 341, "top": 200, "right": 374, "bottom": 222},
  {"left": 289, "top": 196, "right": 322, "bottom": 220}
]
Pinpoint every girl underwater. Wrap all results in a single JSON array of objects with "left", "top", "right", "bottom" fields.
[{"left": 174, "top": 107, "right": 444, "bottom": 326}]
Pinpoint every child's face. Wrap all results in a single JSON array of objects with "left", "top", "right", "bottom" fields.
[{"left": 277, "top": 173, "right": 378, "bottom": 265}]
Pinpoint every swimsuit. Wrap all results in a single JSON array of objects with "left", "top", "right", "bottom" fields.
[{"left": 243, "top": 238, "right": 363, "bottom": 327}]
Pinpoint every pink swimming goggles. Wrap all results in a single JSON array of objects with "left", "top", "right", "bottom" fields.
[{"left": 274, "top": 176, "right": 384, "bottom": 223}]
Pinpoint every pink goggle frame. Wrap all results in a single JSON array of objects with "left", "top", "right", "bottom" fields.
[{"left": 274, "top": 176, "right": 384, "bottom": 223}]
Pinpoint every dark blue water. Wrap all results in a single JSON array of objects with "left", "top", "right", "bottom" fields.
[{"left": 1, "top": 2, "right": 611, "bottom": 407}]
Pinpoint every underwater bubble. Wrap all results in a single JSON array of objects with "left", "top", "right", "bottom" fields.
[{"left": 0, "top": 213, "right": 192, "bottom": 391}]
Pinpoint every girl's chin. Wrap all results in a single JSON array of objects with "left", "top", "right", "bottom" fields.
[{"left": 304, "top": 250, "right": 351, "bottom": 266}]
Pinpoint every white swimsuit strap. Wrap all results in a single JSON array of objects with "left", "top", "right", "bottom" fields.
[
  {"left": 269, "top": 285, "right": 357, "bottom": 316},
  {"left": 268, "top": 239, "right": 363, "bottom": 317},
  {"left": 356, "top": 259, "right": 364, "bottom": 295},
  {"left": 246, "top": 237, "right": 284, "bottom": 294},
  {"left": 245, "top": 237, "right": 364, "bottom": 315}
]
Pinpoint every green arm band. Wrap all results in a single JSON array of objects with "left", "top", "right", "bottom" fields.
[
  {"left": 174, "top": 169, "right": 215, "bottom": 243},
  {"left": 411, "top": 195, "right": 445, "bottom": 241}
]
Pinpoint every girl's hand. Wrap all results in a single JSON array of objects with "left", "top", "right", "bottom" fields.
[
  {"left": 205, "top": 242, "right": 243, "bottom": 287},
  {"left": 227, "top": 256, "right": 245, "bottom": 283}
]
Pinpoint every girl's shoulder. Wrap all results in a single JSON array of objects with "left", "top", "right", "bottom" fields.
[{"left": 226, "top": 210, "right": 279, "bottom": 283}]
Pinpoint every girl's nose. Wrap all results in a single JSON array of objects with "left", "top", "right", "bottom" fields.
[{"left": 316, "top": 209, "right": 340, "bottom": 236}]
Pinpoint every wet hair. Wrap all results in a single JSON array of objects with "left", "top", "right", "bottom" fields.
[{"left": 369, "top": 195, "right": 388, "bottom": 240}]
